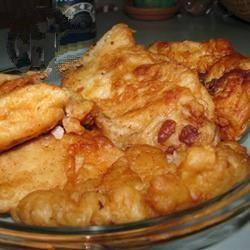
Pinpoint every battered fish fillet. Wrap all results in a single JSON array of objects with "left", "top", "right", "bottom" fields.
[
  {"left": 0, "top": 130, "right": 122, "bottom": 213},
  {"left": 63, "top": 24, "right": 218, "bottom": 151},
  {"left": 12, "top": 142, "right": 249, "bottom": 226},
  {"left": 0, "top": 76, "right": 68, "bottom": 151},
  {"left": 148, "top": 39, "right": 234, "bottom": 75},
  {"left": 204, "top": 54, "right": 250, "bottom": 140}
]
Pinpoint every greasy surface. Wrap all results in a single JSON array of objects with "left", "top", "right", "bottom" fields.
[
  {"left": 148, "top": 39, "right": 250, "bottom": 142},
  {"left": 148, "top": 141, "right": 249, "bottom": 214},
  {"left": 0, "top": 131, "right": 122, "bottom": 213},
  {"left": 206, "top": 69, "right": 250, "bottom": 141},
  {"left": 62, "top": 92, "right": 95, "bottom": 134},
  {"left": 0, "top": 77, "right": 68, "bottom": 151},
  {"left": 148, "top": 39, "right": 234, "bottom": 74},
  {"left": 204, "top": 54, "right": 250, "bottom": 83},
  {"left": 204, "top": 55, "right": 250, "bottom": 141},
  {"left": 12, "top": 142, "right": 249, "bottom": 226},
  {"left": 63, "top": 24, "right": 217, "bottom": 150}
]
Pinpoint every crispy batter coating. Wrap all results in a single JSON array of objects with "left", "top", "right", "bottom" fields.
[
  {"left": 204, "top": 55, "right": 250, "bottom": 140},
  {"left": 63, "top": 24, "right": 217, "bottom": 150},
  {"left": 148, "top": 39, "right": 234, "bottom": 74},
  {"left": 0, "top": 130, "right": 122, "bottom": 213},
  {"left": 11, "top": 145, "right": 169, "bottom": 226},
  {"left": 149, "top": 39, "right": 250, "bottom": 141},
  {"left": 12, "top": 142, "right": 249, "bottom": 226},
  {"left": 62, "top": 92, "right": 95, "bottom": 134},
  {"left": 97, "top": 85, "right": 218, "bottom": 151},
  {"left": 147, "top": 142, "right": 250, "bottom": 214},
  {"left": 0, "top": 76, "right": 69, "bottom": 151},
  {"left": 204, "top": 54, "right": 250, "bottom": 83}
]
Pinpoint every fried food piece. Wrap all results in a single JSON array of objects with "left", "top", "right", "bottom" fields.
[
  {"left": 97, "top": 85, "right": 218, "bottom": 151},
  {"left": 148, "top": 39, "right": 250, "bottom": 141},
  {"left": 62, "top": 92, "right": 95, "bottom": 134},
  {"left": 179, "top": 142, "right": 249, "bottom": 201},
  {"left": 147, "top": 141, "right": 250, "bottom": 214},
  {"left": 0, "top": 76, "right": 69, "bottom": 151},
  {"left": 204, "top": 54, "right": 250, "bottom": 83},
  {"left": 0, "top": 74, "right": 21, "bottom": 85},
  {"left": 148, "top": 39, "right": 234, "bottom": 74},
  {"left": 63, "top": 24, "right": 160, "bottom": 117},
  {"left": 66, "top": 130, "right": 123, "bottom": 184},
  {"left": 205, "top": 69, "right": 250, "bottom": 141},
  {"left": 12, "top": 142, "right": 248, "bottom": 226},
  {"left": 0, "top": 130, "right": 122, "bottom": 213},
  {"left": 0, "top": 134, "right": 70, "bottom": 213},
  {"left": 11, "top": 145, "right": 173, "bottom": 226},
  {"left": 63, "top": 24, "right": 217, "bottom": 150},
  {"left": 204, "top": 55, "right": 250, "bottom": 140}
]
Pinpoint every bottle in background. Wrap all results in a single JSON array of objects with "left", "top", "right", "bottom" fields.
[{"left": 55, "top": 0, "right": 96, "bottom": 55}]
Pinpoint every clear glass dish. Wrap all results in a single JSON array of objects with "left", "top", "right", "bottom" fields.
[
  {"left": 0, "top": 177, "right": 249, "bottom": 249},
  {"left": 0, "top": 51, "right": 249, "bottom": 250}
]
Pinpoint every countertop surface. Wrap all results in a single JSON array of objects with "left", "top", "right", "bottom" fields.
[{"left": 0, "top": 8, "right": 249, "bottom": 250}]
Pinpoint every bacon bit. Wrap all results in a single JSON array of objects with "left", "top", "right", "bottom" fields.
[
  {"left": 179, "top": 125, "right": 198, "bottom": 146},
  {"left": 158, "top": 120, "right": 176, "bottom": 145}
]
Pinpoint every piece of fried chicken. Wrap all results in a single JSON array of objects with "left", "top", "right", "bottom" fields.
[
  {"left": 12, "top": 142, "right": 249, "bottom": 227},
  {"left": 0, "top": 130, "right": 122, "bottom": 213},
  {"left": 0, "top": 76, "right": 69, "bottom": 151},
  {"left": 148, "top": 39, "right": 234, "bottom": 75},
  {"left": 63, "top": 24, "right": 218, "bottom": 151},
  {"left": 204, "top": 54, "right": 250, "bottom": 140}
]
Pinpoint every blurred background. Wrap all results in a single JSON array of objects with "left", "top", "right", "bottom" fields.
[{"left": 0, "top": 0, "right": 249, "bottom": 72}]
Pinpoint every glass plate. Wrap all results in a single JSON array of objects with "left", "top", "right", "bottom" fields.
[{"left": 0, "top": 50, "right": 249, "bottom": 250}]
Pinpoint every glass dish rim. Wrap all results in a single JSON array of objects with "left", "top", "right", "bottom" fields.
[{"left": 0, "top": 176, "right": 249, "bottom": 235}]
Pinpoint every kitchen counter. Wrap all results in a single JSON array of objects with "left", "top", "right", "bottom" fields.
[{"left": 0, "top": 8, "right": 249, "bottom": 250}]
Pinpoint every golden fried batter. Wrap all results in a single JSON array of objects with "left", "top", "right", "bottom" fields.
[
  {"left": 0, "top": 76, "right": 69, "bottom": 151},
  {"left": 0, "top": 130, "right": 122, "bottom": 213},
  {"left": 12, "top": 142, "right": 249, "bottom": 226},
  {"left": 62, "top": 92, "right": 95, "bottom": 134},
  {"left": 148, "top": 142, "right": 249, "bottom": 214},
  {"left": 204, "top": 54, "right": 250, "bottom": 83},
  {"left": 63, "top": 24, "right": 217, "bottom": 151},
  {"left": 204, "top": 55, "right": 250, "bottom": 140},
  {"left": 0, "top": 73, "right": 21, "bottom": 84},
  {"left": 148, "top": 39, "right": 250, "bottom": 141},
  {"left": 148, "top": 39, "right": 234, "bottom": 74},
  {"left": 11, "top": 145, "right": 170, "bottom": 226},
  {"left": 0, "top": 24, "right": 249, "bottom": 229}
]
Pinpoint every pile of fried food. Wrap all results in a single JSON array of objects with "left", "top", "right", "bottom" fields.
[{"left": 0, "top": 24, "right": 249, "bottom": 227}]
